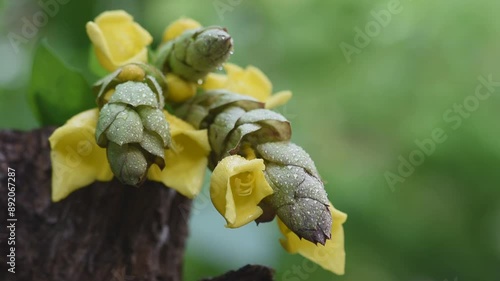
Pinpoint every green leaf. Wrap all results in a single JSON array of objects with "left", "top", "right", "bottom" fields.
[{"left": 29, "top": 41, "right": 95, "bottom": 126}]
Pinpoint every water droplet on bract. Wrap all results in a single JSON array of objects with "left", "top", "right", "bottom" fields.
[
  {"left": 216, "top": 66, "right": 223, "bottom": 71},
  {"left": 229, "top": 51, "right": 234, "bottom": 55},
  {"left": 197, "top": 79, "right": 203, "bottom": 85}
]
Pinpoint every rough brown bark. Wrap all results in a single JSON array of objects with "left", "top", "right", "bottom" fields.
[
  {"left": 200, "top": 265, "right": 274, "bottom": 281},
  {"left": 0, "top": 128, "right": 191, "bottom": 281},
  {"left": 0, "top": 128, "right": 274, "bottom": 281}
]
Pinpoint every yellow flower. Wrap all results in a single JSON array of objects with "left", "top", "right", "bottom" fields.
[
  {"left": 210, "top": 155, "right": 274, "bottom": 228},
  {"left": 165, "top": 73, "right": 197, "bottom": 103},
  {"left": 278, "top": 204, "right": 347, "bottom": 275},
  {"left": 50, "top": 109, "right": 210, "bottom": 201},
  {"left": 203, "top": 63, "right": 292, "bottom": 109},
  {"left": 147, "top": 112, "right": 210, "bottom": 198},
  {"left": 86, "top": 10, "right": 153, "bottom": 71},
  {"left": 50, "top": 109, "right": 113, "bottom": 202},
  {"left": 162, "top": 17, "right": 201, "bottom": 43}
]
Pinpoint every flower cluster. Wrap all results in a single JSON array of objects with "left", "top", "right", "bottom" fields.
[{"left": 50, "top": 10, "right": 346, "bottom": 275}]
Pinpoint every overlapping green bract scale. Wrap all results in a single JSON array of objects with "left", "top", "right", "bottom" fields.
[
  {"left": 93, "top": 22, "right": 235, "bottom": 186},
  {"left": 178, "top": 89, "right": 332, "bottom": 244},
  {"left": 94, "top": 64, "right": 171, "bottom": 186},
  {"left": 256, "top": 142, "right": 331, "bottom": 244},
  {"left": 155, "top": 27, "right": 233, "bottom": 82},
  {"left": 93, "top": 64, "right": 166, "bottom": 109}
]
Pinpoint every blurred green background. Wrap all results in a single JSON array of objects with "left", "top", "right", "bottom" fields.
[{"left": 1, "top": 0, "right": 500, "bottom": 280}]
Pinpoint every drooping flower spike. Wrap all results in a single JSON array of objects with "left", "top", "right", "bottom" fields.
[
  {"left": 93, "top": 63, "right": 170, "bottom": 186},
  {"left": 177, "top": 89, "right": 346, "bottom": 272},
  {"left": 49, "top": 63, "right": 211, "bottom": 200},
  {"left": 51, "top": 12, "right": 232, "bottom": 199},
  {"left": 177, "top": 90, "right": 332, "bottom": 244},
  {"left": 82, "top": 13, "right": 234, "bottom": 190}
]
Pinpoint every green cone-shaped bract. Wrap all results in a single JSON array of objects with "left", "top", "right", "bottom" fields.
[
  {"left": 256, "top": 142, "right": 331, "bottom": 244},
  {"left": 177, "top": 90, "right": 331, "bottom": 244},
  {"left": 94, "top": 64, "right": 171, "bottom": 186},
  {"left": 155, "top": 26, "right": 233, "bottom": 82}
]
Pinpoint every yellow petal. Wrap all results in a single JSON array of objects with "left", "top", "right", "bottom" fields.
[
  {"left": 241, "top": 66, "right": 272, "bottom": 100},
  {"left": 222, "top": 64, "right": 270, "bottom": 101},
  {"left": 162, "top": 17, "right": 201, "bottom": 42},
  {"left": 86, "top": 22, "right": 114, "bottom": 70},
  {"left": 147, "top": 111, "right": 210, "bottom": 198},
  {"left": 86, "top": 10, "right": 152, "bottom": 71},
  {"left": 49, "top": 109, "right": 113, "bottom": 202},
  {"left": 165, "top": 73, "right": 197, "bottom": 103},
  {"left": 223, "top": 63, "right": 244, "bottom": 78},
  {"left": 278, "top": 204, "right": 347, "bottom": 275},
  {"left": 210, "top": 155, "right": 274, "bottom": 228},
  {"left": 202, "top": 73, "right": 228, "bottom": 90},
  {"left": 94, "top": 10, "right": 133, "bottom": 24},
  {"left": 204, "top": 62, "right": 291, "bottom": 108},
  {"left": 202, "top": 63, "right": 282, "bottom": 104},
  {"left": 265, "top": 90, "right": 292, "bottom": 109}
]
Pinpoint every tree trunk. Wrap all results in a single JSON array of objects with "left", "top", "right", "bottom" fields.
[
  {"left": 0, "top": 128, "right": 274, "bottom": 281},
  {"left": 0, "top": 127, "right": 191, "bottom": 281}
]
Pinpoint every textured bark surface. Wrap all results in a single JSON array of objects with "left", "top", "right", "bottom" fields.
[
  {"left": 0, "top": 128, "right": 191, "bottom": 281},
  {"left": 0, "top": 128, "right": 275, "bottom": 281},
  {"left": 200, "top": 265, "right": 274, "bottom": 281}
]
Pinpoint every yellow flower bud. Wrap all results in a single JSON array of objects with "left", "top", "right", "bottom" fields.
[
  {"left": 117, "top": 64, "right": 146, "bottom": 81},
  {"left": 210, "top": 155, "right": 274, "bottom": 228},
  {"left": 162, "top": 17, "right": 202, "bottom": 43},
  {"left": 202, "top": 63, "right": 292, "bottom": 109},
  {"left": 86, "top": 10, "right": 153, "bottom": 71},
  {"left": 278, "top": 204, "right": 347, "bottom": 275}
]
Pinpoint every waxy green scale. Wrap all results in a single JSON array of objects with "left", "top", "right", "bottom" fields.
[
  {"left": 257, "top": 142, "right": 331, "bottom": 244},
  {"left": 94, "top": 64, "right": 171, "bottom": 186},
  {"left": 177, "top": 90, "right": 332, "bottom": 245},
  {"left": 155, "top": 27, "right": 233, "bottom": 82}
]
